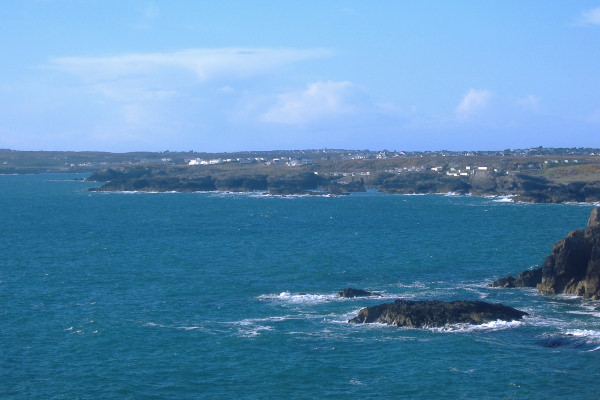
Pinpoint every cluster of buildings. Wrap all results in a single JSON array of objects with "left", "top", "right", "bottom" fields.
[{"left": 187, "top": 156, "right": 315, "bottom": 167}]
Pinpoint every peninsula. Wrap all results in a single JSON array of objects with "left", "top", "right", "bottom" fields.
[{"left": 3, "top": 147, "right": 600, "bottom": 202}]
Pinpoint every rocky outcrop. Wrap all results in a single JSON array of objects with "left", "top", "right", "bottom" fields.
[
  {"left": 489, "top": 269, "right": 543, "bottom": 288},
  {"left": 336, "top": 288, "right": 379, "bottom": 298},
  {"left": 491, "top": 207, "right": 600, "bottom": 299},
  {"left": 86, "top": 166, "right": 339, "bottom": 195},
  {"left": 469, "top": 172, "right": 600, "bottom": 203},
  {"left": 348, "top": 300, "right": 527, "bottom": 328},
  {"left": 536, "top": 207, "right": 600, "bottom": 298}
]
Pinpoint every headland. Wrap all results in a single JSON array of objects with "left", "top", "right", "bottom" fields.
[{"left": 3, "top": 147, "right": 600, "bottom": 202}]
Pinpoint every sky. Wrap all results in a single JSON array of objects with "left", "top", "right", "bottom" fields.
[{"left": 1, "top": 1, "right": 600, "bottom": 152}]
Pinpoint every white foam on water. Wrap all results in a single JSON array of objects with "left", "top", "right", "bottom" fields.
[
  {"left": 209, "top": 191, "right": 267, "bottom": 198},
  {"left": 329, "top": 308, "right": 370, "bottom": 325},
  {"left": 561, "top": 329, "right": 600, "bottom": 344},
  {"left": 259, "top": 291, "right": 337, "bottom": 304},
  {"left": 430, "top": 319, "right": 524, "bottom": 333},
  {"left": 540, "top": 328, "right": 600, "bottom": 352},
  {"left": 566, "top": 310, "right": 600, "bottom": 318},
  {"left": 228, "top": 317, "right": 289, "bottom": 337},
  {"left": 349, "top": 379, "right": 367, "bottom": 386},
  {"left": 144, "top": 322, "right": 207, "bottom": 332},
  {"left": 449, "top": 367, "right": 476, "bottom": 374},
  {"left": 237, "top": 325, "right": 274, "bottom": 337},
  {"left": 176, "top": 326, "right": 203, "bottom": 331},
  {"left": 489, "top": 195, "right": 516, "bottom": 203},
  {"left": 144, "top": 322, "right": 167, "bottom": 328},
  {"left": 234, "top": 316, "right": 291, "bottom": 324},
  {"left": 520, "top": 312, "right": 569, "bottom": 329},
  {"left": 259, "top": 291, "right": 398, "bottom": 305},
  {"left": 394, "top": 281, "right": 428, "bottom": 289}
]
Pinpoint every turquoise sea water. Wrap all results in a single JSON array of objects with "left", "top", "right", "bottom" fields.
[{"left": 1, "top": 173, "right": 599, "bottom": 399}]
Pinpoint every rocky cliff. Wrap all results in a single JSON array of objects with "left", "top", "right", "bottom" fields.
[{"left": 491, "top": 207, "right": 600, "bottom": 299}]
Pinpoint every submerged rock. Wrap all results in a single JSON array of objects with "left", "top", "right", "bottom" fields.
[
  {"left": 348, "top": 299, "right": 527, "bottom": 328},
  {"left": 491, "top": 207, "right": 600, "bottom": 299},
  {"left": 337, "top": 288, "right": 379, "bottom": 298}
]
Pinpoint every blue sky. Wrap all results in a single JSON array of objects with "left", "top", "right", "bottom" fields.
[{"left": 1, "top": 1, "right": 600, "bottom": 152}]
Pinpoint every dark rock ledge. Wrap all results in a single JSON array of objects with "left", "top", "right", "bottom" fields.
[
  {"left": 348, "top": 299, "right": 527, "bottom": 328},
  {"left": 337, "top": 288, "right": 380, "bottom": 298},
  {"left": 490, "top": 207, "right": 600, "bottom": 299}
]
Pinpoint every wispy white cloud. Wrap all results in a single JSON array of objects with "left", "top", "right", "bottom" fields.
[
  {"left": 48, "top": 48, "right": 333, "bottom": 102},
  {"left": 261, "top": 81, "right": 358, "bottom": 124},
  {"left": 49, "top": 48, "right": 331, "bottom": 82},
  {"left": 455, "top": 89, "right": 492, "bottom": 117},
  {"left": 46, "top": 48, "right": 332, "bottom": 108},
  {"left": 577, "top": 7, "right": 600, "bottom": 25},
  {"left": 517, "top": 94, "right": 540, "bottom": 110}
]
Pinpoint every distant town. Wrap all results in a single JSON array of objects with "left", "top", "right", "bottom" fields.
[{"left": 1, "top": 147, "right": 599, "bottom": 175}]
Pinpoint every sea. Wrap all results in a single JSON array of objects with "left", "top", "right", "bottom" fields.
[{"left": 1, "top": 173, "right": 600, "bottom": 399}]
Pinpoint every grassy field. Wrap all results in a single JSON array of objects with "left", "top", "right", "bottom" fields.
[{"left": 524, "top": 163, "right": 600, "bottom": 183}]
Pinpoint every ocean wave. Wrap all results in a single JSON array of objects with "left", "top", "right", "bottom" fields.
[
  {"left": 566, "top": 310, "right": 600, "bottom": 318},
  {"left": 258, "top": 291, "right": 337, "bottom": 304},
  {"left": 229, "top": 316, "right": 295, "bottom": 337},
  {"left": 489, "top": 195, "right": 516, "bottom": 203},
  {"left": 394, "top": 281, "right": 428, "bottom": 289},
  {"left": 143, "top": 322, "right": 207, "bottom": 332},
  {"left": 209, "top": 190, "right": 267, "bottom": 198},
  {"left": 429, "top": 319, "right": 524, "bottom": 333},
  {"left": 258, "top": 291, "right": 399, "bottom": 304},
  {"left": 538, "top": 329, "right": 600, "bottom": 351}
]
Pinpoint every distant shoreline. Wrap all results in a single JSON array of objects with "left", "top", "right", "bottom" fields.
[{"left": 3, "top": 148, "right": 600, "bottom": 203}]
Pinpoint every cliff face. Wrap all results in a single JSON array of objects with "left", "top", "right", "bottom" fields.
[
  {"left": 537, "top": 208, "right": 600, "bottom": 299},
  {"left": 491, "top": 207, "right": 600, "bottom": 299}
]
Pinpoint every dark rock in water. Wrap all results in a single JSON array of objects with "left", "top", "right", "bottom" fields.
[
  {"left": 492, "top": 207, "right": 600, "bottom": 299},
  {"left": 537, "top": 207, "right": 600, "bottom": 299},
  {"left": 348, "top": 300, "right": 527, "bottom": 328},
  {"left": 537, "top": 334, "right": 597, "bottom": 351},
  {"left": 490, "top": 269, "right": 542, "bottom": 288},
  {"left": 337, "top": 288, "right": 379, "bottom": 298}
]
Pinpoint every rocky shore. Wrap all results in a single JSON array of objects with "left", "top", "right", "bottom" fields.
[
  {"left": 85, "top": 165, "right": 342, "bottom": 195},
  {"left": 85, "top": 165, "right": 600, "bottom": 202},
  {"left": 491, "top": 207, "right": 600, "bottom": 299}
]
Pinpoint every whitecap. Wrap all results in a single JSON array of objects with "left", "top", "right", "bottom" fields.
[
  {"left": 259, "top": 290, "right": 401, "bottom": 305},
  {"left": 232, "top": 316, "right": 293, "bottom": 326},
  {"left": 538, "top": 329, "right": 600, "bottom": 351},
  {"left": 176, "top": 326, "right": 203, "bottom": 331},
  {"left": 449, "top": 368, "right": 476, "bottom": 373},
  {"left": 143, "top": 322, "right": 166, "bottom": 328},
  {"left": 237, "top": 325, "right": 274, "bottom": 337},
  {"left": 489, "top": 195, "right": 515, "bottom": 203},
  {"left": 566, "top": 310, "right": 600, "bottom": 318},
  {"left": 430, "top": 319, "right": 524, "bottom": 333},
  {"left": 349, "top": 379, "right": 367, "bottom": 386},
  {"left": 258, "top": 291, "right": 337, "bottom": 304},
  {"left": 562, "top": 329, "right": 600, "bottom": 341},
  {"left": 394, "top": 281, "right": 428, "bottom": 289}
]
